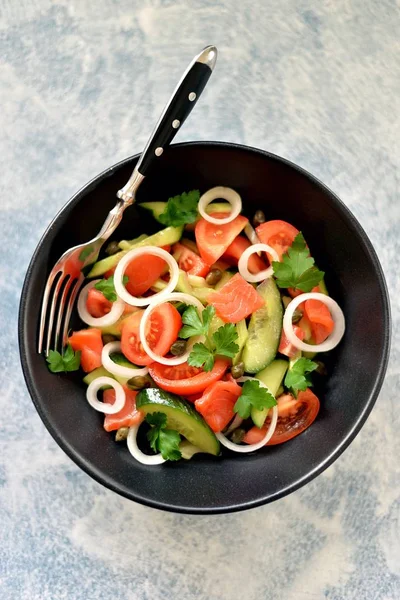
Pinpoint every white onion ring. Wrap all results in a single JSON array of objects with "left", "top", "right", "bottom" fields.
[
  {"left": 238, "top": 243, "right": 279, "bottom": 283},
  {"left": 244, "top": 223, "right": 260, "bottom": 245},
  {"left": 101, "top": 341, "right": 149, "bottom": 379},
  {"left": 114, "top": 246, "right": 179, "bottom": 307},
  {"left": 77, "top": 280, "right": 125, "bottom": 327},
  {"left": 283, "top": 292, "right": 345, "bottom": 352},
  {"left": 198, "top": 186, "right": 242, "bottom": 225},
  {"left": 216, "top": 376, "right": 278, "bottom": 452},
  {"left": 86, "top": 377, "right": 126, "bottom": 414},
  {"left": 127, "top": 424, "right": 166, "bottom": 465},
  {"left": 139, "top": 293, "right": 204, "bottom": 366}
]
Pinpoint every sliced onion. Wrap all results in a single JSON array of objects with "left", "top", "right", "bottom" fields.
[
  {"left": 216, "top": 376, "right": 278, "bottom": 453},
  {"left": 224, "top": 414, "right": 243, "bottom": 435},
  {"left": 77, "top": 280, "right": 125, "bottom": 327},
  {"left": 283, "top": 292, "right": 345, "bottom": 352},
  {"left": 102, "top": 341, "right": 149, "bottom": 379},
  {"left": 238, "top": 243, "right": 279, "bottom": 283},
  {"left": 139, "top": 292, "right": 204, "bottom": 366},
  {"left": 244, "top": 223, "right": 260, "bottom": 245},
  {"left": 86, "top": 377, "right": 126, "bottom": 414},
  {"left": 114, "top": 246, "right": 179, "bottom": 307},
  {"left": 127, "top": 424, "right": 166, "bottom": 465},
  {"left": 198, "top": 186, "right": 242, "bottom": 225}
]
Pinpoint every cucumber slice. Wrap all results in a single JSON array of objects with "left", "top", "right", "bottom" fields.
[
  {"left": 136, "top": 388, "right": 220, "bottom": 456},
  {"left": 83, "top": 366, "right": 114, "bottom": 386},
  {"left": 242, "top": 278, "right": 283, "bottom": 374},
  {"left": 99, "top": 313, "right": 131, "bottom": 338},
  {"left": 233, "top": 319, "right": 248, "bottom": 365},
  {"left": 118, "top": 233, "right": 148, "bottom": 251},
  {"left": 318, "top": 277, "right": 328, "bottom": 295},
  {"left": 109, "top": 353, "right": 136, "bottom": 369},
  {"left": 87, "top": 226, "right": 183, "bottom": 278},
  {"left": 251, "top": 359, "right": 288, "bottom": 427},
  {"left": 207, "top": 314, "right": 225, "bottom": 348},
  {"left": 139, "top": 201, "right": 231, "bottom": 225}
]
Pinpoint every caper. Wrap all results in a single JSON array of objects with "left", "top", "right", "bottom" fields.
[
  {"left": 292, "top": 309, "right": 303, "bottom": 324},
  {"left": 231, "top": 428, "right": 245, "bottom": 444},
  {"left": 252, "top": 210, "right": 266, "bottom": 228},
  {"left": 105, "top": 241, "right": 120, "bottom": 256},
  {"left": 170, "top": 340, "right": 187, "bottom": 356},
  {"left": 127, "top": 375, "right": 149, "bottom": 390},
  {"left": 205, "top": 268, "right": 222, "bottom": 286},
  {"left": 231, "top": 362, "right": 245, "bottom": 379},
  {"left": 102, "top": 333, "right": 117, "bottom": 345},
  {"left": 315, "top": 361, "right": 328, "bottom": 376},
  {"left": 115, "top": 427, "right": 129, "bottom": 442}
]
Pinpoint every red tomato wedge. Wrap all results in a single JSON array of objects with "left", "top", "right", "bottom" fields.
[
  {"left": 243, "top": 389, "right": 320, "bottom": 446},
  {"left": 121, "top": 304, "right": 182, "bottom": 366},
  {"left": 195, "top": 379, "right": 242, "bottom": 432},
  {"left": 124, "top": 253, "right": 168, "bottom": 297},
  {"left": 208, "top": 273, "right": 265, "bottom": 323},
  {"left": 103, "top": 387, "right": 144, "bottom": 432},
  {"left": 223, "top": 235, "right": 267, "bottom": 274},
  {"left": 149, "top": 359, "right": 229, "bottom": 395},
  {"left": 304, "top": 299, "right": 334, "bottom": 344},
  {"left": 195, "top": 213, "right": 248, "bottom": 265},
  {"left": 86, "top": 288, "right": 113, "bottom": 318},
  {"left": 68, "top": 328, "right": 103, "bottom": 373},
  {"left": 278, "top": 325, "right": 305, "bottom": 358},
  {"left": 172, "top": 242, "right": 210, "bottom": 277},
  {"left": 256, "top": 220, "right": 300, "bottom": 261}
]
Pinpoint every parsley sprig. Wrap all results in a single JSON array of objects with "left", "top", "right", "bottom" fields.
[
  {"left": 46, "top": 344, "right": 81, "bottom": 373},
  {"left": 158, "top": 190, "right": 200, "bottom": 227},
  {"left": 145, "top": 413, "right": 182, "bottom": 461},
  {"left": 234, "top": 380, "right": 277, "bottom": 419},
  {"left": 94, "top": 275, "right": 128, "bottom": 302},
  {"left": 284, "top": 357, "right": 318, "bottom": 397},
  {"left": 179, "top": 305, "right": 216, "bottom": 339},
  {"left": 272, "top": 232, "right": 324, "bottom": 292}
]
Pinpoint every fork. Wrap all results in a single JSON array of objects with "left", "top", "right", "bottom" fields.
[{"left": 38, "top": 45, "right": 217, "bottom": 355}]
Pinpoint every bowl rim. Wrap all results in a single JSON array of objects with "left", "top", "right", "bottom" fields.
[{"left": 18, "top": 140, "right": 391, "bottom": 514}]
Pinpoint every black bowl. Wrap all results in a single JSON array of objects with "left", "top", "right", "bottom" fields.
[{"left": 19, "top": 142, "right": 390, "bottom": 514}]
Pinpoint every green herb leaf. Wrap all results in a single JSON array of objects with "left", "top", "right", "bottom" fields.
[
  {"left": 234, "top": 379, "right": 277, "bottom": 419},
  {"left": 94, "top": 275, "right": 128, "bottom": 302},
  {"left": 272, "top": 232, "right": 324, "bottom": 292},
  {"left": 145, "top": 412, "right": 182, "bottom": 461},
  {"left": 284, "top": 357, "right": 318, "bottom": 396},
  {"left": 158, "top": 190, "right": 200, "bottom": 227},
  {"left": 179, "top": 305, "right": 215, "bottom": 339},
  {"left": 213, "top": 323, "right": 239, "bottom": 359},
  {"left": 187, "top": 342, "right": 215, "bottom": 372},
  {"left": 46, "top": 344, "right": 81, "bottom": 373}
]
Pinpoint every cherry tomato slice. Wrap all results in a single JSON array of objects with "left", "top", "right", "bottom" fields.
[
  {"left": 256, "top": 220, "right": 300, "bottom": 261},
  {"left": 195, "top": 213, "right": 248, "bottom": 265},
  {"left": 86, "top": 288, "right": 113, "bottom": 318},
  {"left": 68, "top": 328, "right": 103, "bottom": 373},
  {"left": 172, "top": 242, "right": 210, "bottom": 277},
  {"left": 149, "top": 358, "right": 229, "bottom": 395},
  {"left": 124, "top": 253, "right": 168, "bottom": 297},
  {"left": 223, "top": 235, "right": 267, "bottom": 274}
]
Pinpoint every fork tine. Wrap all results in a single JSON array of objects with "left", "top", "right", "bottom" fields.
[
  {"left": 38, "top": 270, "right": 60, "bottom": 354},
  {"left": 45, "top": 273, "right": 70, "bottom": 356},
  {"left": 54, "top": 276, "right": 75, "bottom": 353},
  {"left": 61, "top": 275, "right": 84, "bottom": 348}
]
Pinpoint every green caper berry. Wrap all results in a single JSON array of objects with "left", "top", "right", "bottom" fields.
[
  {"left": 105, "top": 241, "right": 120, "bottom": 256},
  {"left": 292, "top": 309, "right": 303, "bottom": 324},
  {"left": 115, "top": 427, "right": 129, "bottom": 442},
  {"left": 170, "top": 340, "right": 187, "bottom": 356},
  {"left": 127, "top": 375, "right": 148, "bottom": 390},
  {"left": 231, "top": 362, "right": 245, "bottom": 379},
  {"left": 252, "top": 210, "right": 266, "bottom": 227},
  {"left": 315, "top": 361, "right": 328, "bottom": 376},
  {"left": 231, "top": 428, "right": 245, "bottom": 444},
  {"left": 102, "top": 333, "right": 117, "bottom": 345},
  {"left": 205, "top": 268, "right": 223, "bottom": 286}
]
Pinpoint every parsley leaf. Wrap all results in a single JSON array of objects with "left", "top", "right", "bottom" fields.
[
  {"left": 234, "top": 380, "right": 277, "bottom": 419},
  {"left": 272, "top": 232, "right": 324, "bottom": 292},
  {"left": 213, "top": 323, "right": 239, "bottom": 359},
  {"left": 145, "top": 412, "right": 182, "bottom": 461},
  {"left": 46, "top": 344, "right": 81, "bottom": 373},
  {"left": 94, "top": 275, "right": 128, "bottom": 302},
  {"left": 187, "top": 342, "right": 215, "bottom": 372},
  {"left": 284, "top": 357, "right": 318, "bottom": 396},
  {"left": 158, "top": 190, "right": 200, "bottom": 227},
  {"left": 179, "top": 305, "right": 215, "bottom": 339}
]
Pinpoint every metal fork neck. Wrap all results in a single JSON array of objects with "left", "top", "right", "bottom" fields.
[{"left": 117, "top": 167, "right": 145, "bottom": 204}]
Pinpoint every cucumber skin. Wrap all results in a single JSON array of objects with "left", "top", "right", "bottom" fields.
[
  {"left": 251, "top": 359, "right": 288, "bottom": 427},
  {"left": 137, "top": 388, "right": 220, "bottom": 456},
  {"left": 242, "top": 278, "right": 283, "bottom": 374}
]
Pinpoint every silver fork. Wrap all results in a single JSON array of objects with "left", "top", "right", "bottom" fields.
[{"left": 38, "top": 45, "right": 217, "bottom": 355}]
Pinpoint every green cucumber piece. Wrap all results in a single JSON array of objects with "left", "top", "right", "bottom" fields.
[
  {"left": 83, "top": 366, "right": 114, "bottom": 387},
  {"left": 207, "top": 314, "right": 225, "bottom": 348},
  {"left": 179, "top": 440, "right": 204, "bottom": 459},
  {"left": 110, "top": 353, "right": 136, "bottom": 369},
  {"left": 242, "top": 278, "right": 283, "bottom": 373},
  {"left": 136, "top": 388, "right": 220, "bottom": 456},
  {"left": 87, "top": 226, "right": 183, "bottom": 278},
  {"left": 251, "top": 359, "right": 288, "bottom": 427},
  {"left": 99, "top": 313, "right": 131, "bottom": 338},
  {"left": 233, "top": 319, "right": 248, "bottom": 365},
  {"left": 118, "top": 233, "right": 148, "bottom": 251},
  {"left": 318, "top": 277, "right": 328, "bottom": 295}
]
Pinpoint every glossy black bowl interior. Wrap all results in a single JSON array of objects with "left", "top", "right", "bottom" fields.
[{"left": 19, "top": 142, "right": 390, "bottom": 514}]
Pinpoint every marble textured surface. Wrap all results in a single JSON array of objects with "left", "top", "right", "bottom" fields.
[{"left": 1, "top": 1, "right": 399, "bottom": 598}]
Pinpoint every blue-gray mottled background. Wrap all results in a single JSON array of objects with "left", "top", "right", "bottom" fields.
[{"left": 1, "top": 1, "right": 399, "bottom": 598}]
